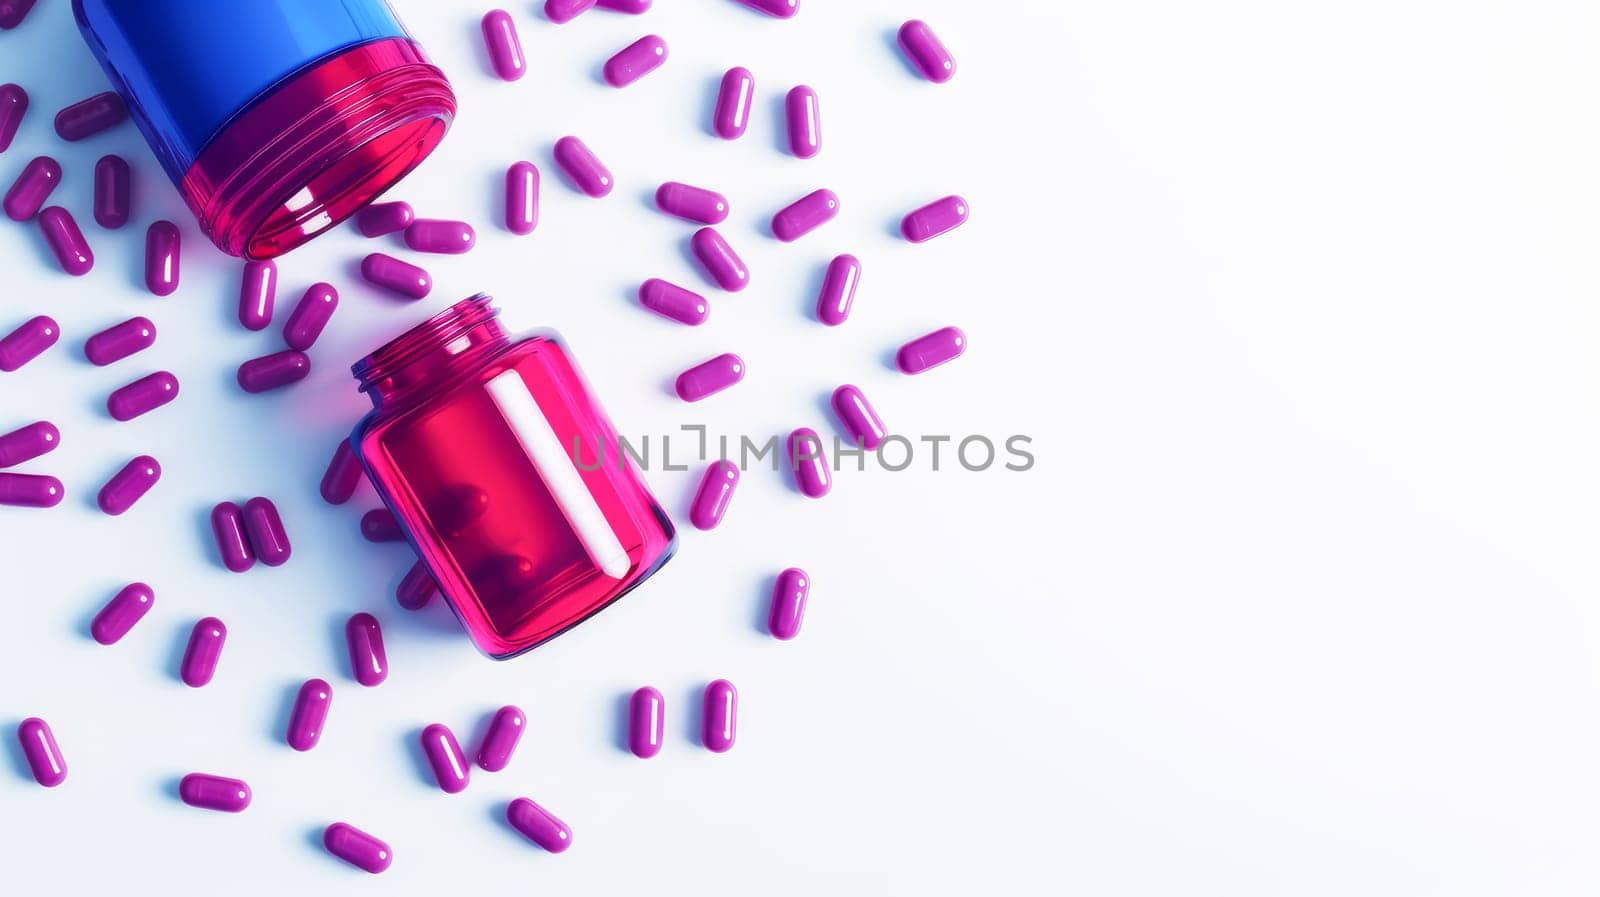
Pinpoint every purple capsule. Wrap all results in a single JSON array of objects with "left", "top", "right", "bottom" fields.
[
  {"left": 0, "top": 0, "right": 36, "bottom": 28},
  {"left": 397, "top": 561, "right": 437, "bottom": 610},
  {"left": 180, "top": 617, "right": 227, "bottom": 687},
  {"left": 85, "top": 316, "right": 156, "bottom": 366},
  {"left": 545, "top": 0, "right": 596, "bottom": 23},
  {"left": 691, "top": 227, "right": 749, "bottom": 292},
  {"left": 787, "top": 428, "right": 831, "bottom": 498},
  {"left": 242, "top": 496, "right": 291, "bottom": 567},
  {"left": 405, "top": 219, "right": 476, "bottom": 255},
  {"left": 898, "top": 20, "right": 957, "bottom": 83},
  {"left": 771, "top": 188, "right": 838, "bottom": 242},
  {"left": 553, "top": 136, "right": 613, "bottom": 198},
  {"left": 93, "top": 155, "right": 131, "bottom": 229},
  {"left": 477, "top": 705, "right": 526, "bottom": 772},
  {"left": 360, "top": 508, "right": 403, "bottom": 543},
  {"left": 0, "top": 420, "right": 57, "bottom": 467},
  {"left": 506, "top": 798, "right": 573, "bottom": 853},
  {"left": 3, "top": 155, "right": 60, "bottom": 221},
  {"left": 145, "top": 220, "right": 181, "bottom": 296},
  {"left": 324, "top": 823, "right": 392, "bottom": 874},
  {"left": 733, "top": 0, "right": 798, "bottom": 17},
  {"left": 675, "top": 353, "right": 745, "bottom": 402},
  {"left": 768, "top": 568, "right": 809, "bottom": 640},
  {"left": 98, "top": 455, "right": 161, "bottom": 515},
  {"left": 597, "top": 0, "right": 651, "bottom": 11},
  {"left": 0, "top": 473, "right": 63, "bottom": 507},
  {"left": 280, "top": 282, "right": 338, "bottom": 351},
  {"left": 689, "top": 460, "right": 739, "bottom": 531},
  {"left": 0, "top": 315, "right": 58, "bottom": 371},
  {"left": 17, "top": 718, "right": 65, "bottom": 787},
  {"left": 211, "top": 502, "right": 255, "bottom": 573},
  {"left": 815, "top": 254, "right": 862, "bottom": 326},
  {"left": 785, "top": 86, "right": 821, "bottom": 159},
  {"left": 901, "top": 195, "right": 970, "bottom": 243},
  {"left": 55, "top": 91, "right": 126, "bottom": 141},
  {"left": 346, "top": 613, "right": 388, "bottom": 687},
  {"left": 639, "top": 278, "right": 709, "bottom": 326},
  {"left": 896, "top": 326, "right": 967, "bottom": 374},
  {"left": 238, "top": 260, "right": 276, "bottom": 330},
  {"left": 712, "top": 66, "right": 755, "bottom": 140},
  {"left": 656, "top": 182, "right": 728, "bottom": 225},
  {"left": 505, "top": 161, "right": 540, "bottom": 235},
  {"left": 0, "top": 83, "right": 27, "bottom": 152},
  {"left": 420, "top": 723, "right": 470, "bottom": 793},
  {"left": 831, "top": 385, "right": 887, "bottom": 450},
  {"left": 237, "top": 350, "right": 311, "bottom": 393},
  {"left": 39, "top": 206, "right": 93, "bottom": 275},
  {"left": 178, "top": 773, "right": 250, "bottom": 812},
  {"left": 481, "top": 10, "right": 526, "bottom": 82},
  {"left": 628, "top": 687, "right": 664, "bottom": 759},
  {"left": 287, "top": 678, "right": 333, "bottom": 751},
  {"left": 91, "top": 582, "right": 155, "bottom": 645},
  {"left": 702, "top": 679, "right": 738, "bottom": 752},
  {"left": 361, "top": 253, "right": 432, "bottom": 300},
  {"left": 355, "top": 201, "right": 414, "bottom": 237},
  {"left": 603, "top": 34, "right": 669, "bottom": 87},
  {"left": 321, "top": 439, "right": 363, "bottom": 505},
  {"left": 107, "top": 371, "right": 179, "bottom": 422}
]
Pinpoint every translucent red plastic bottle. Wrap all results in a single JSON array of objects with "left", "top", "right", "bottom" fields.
[{"left": 350, "top": 296, "right": 676, "bottom": 659}]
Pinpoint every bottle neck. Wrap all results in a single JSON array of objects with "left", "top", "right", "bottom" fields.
[{"left": 353, "top": 294, "right": 509, "bottom": 407}]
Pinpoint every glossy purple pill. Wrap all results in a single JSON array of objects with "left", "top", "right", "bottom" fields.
[
  {"left": 506, "top": 798, "right": 573, "bottom": 852},
  {"left": 656, "top": 182, "right": 728, "bottom": 225},
  {"left": 324, "top": 823, "right": 392, "bottom": 874},
  {"left": 361, "top": 253, "right": 432, "bottom": 300},
  {"left": 178, "top": 773, "right": 250, "bottom": 812},
  {"left": 355, "top": 201, "right": 413, "bottom": 237},
  {"left": 713, "top": 67, "right": 754, "bottom": 140},
  {"left": 242, "top": 496, "right": 291, "bottom": 566},
  {"left": 732, "top": 0, "right": 798, "bottom": 17},
  {"left": 553, "top": 136, "right": 613, "bottom": 198},
  {"left": 0, "top": 315, "right": 58, "bottom": 371},
  {"left": 506, "top": 161, "right": 539, "bottom": 235},
  {"left": 17, "top": 718, "right": 65, "bottom": 787},
  {"left": 0, "top": 83, "right": 26, "bottom": 152},
  {"left": 768, "top": 568, "right": 809, "bottom": 640},
  {"left": 831, "top": 384, "right": 887, "bottom": 450},
  {"left": 397, "top": 561, "right": 437, "bottom": 610},
  {"left": 896, "top": 326, "right": 967, "bottom": 374},
  {"left": 546, "top": 0, "right": 596, "bottom": 23},
  {"left": 603, "top": 34, "right": 668, "bottom": 87},
  {"left": 238, "top": 260, "right": 276, "bottom": 330},
  {"left": 282, "top": 282, "right": 338, "bottom": 351},
  {"left": 477, "top": 705, "right": 526, "bottom": 772},
  {"left": 3, "top": 155, "right": 59, "bottom": 221},
  {"left": 346, "top": 612, "right": 388, "bottom": 687},
  {"left": 898, "top": 20, "right": 957, "bottom": 83},
  {"left": 91, "top": 582, "right": 155, "bottom": 645},
  {"left": 360, "top": 508, "right": 403, "bottom": 543},
  {"left": 691, "top": 227, "right": 749, "bottom": 291},
  {"left": 93, "top": 155, "right": 131, "bottom": 229},
  {"left": 98, "top": 455, "right": 160, "bottom": 515},
  {"left": 0, "top": 0, "right": 36, "bottom": 28},
  {"left": 405, "top": 219, "right": 476, "bottom": 254},
  {"left": 0, "top": 473, "right": 63, "bottom": 507},
  {"left": 816, "top": 254, "right": 861, "bottom": 326},
  {"left": 675, "top": 353, "right": 745, "bottom": 402},
  {"left": 596, "top": 0, "right": 651, "bottom": 11},
  {"left": 107, "top": 371, "right": 179, "bottom": 422},
  {"left": 689, "top": 460, "right": 739, "bottom": 530},
  {"left": 771, "top": 188, "right": 838, "bottom": 242},
  {"left": 421, "top": 723, "right": 470, "bottom": 793},
  {"left": 703, "top": 679, "right": 738, "bottom": 752},
  {"left": 287, "top": 678, "right": 333, "bottom": 751},
  {"left": 321, "top": 439, "right": 363, "bottom": 505},
  {"left": 639, "top": 278, "right": 709, "bottom": 326},
  {"left": 85, "top": 316, "right": 156, "bottom": 366},
  {"left": 55, "top": 92, "right": 126, "bottom": 141},
  {"left": 788, "top": 428, "right": 831, "bottom": 498},
  {"left": 180, "top": 617, "right": 227, "bottom": 687},
  {"left": 211, "top": 502, "right": 255, "bottom": 573},
  {"left": 628, "top": 687, "right": 664, "bottom": 758},
  {"left": 786, "top": 86, "right": 821, "bottom": 159},
  {"left": 481, "top": 10, "right": 526, "bottom": 82},
  {"left": 39, "top": 206, "right": 93, "bottom": 275},
  {"left": 0, "top": 420, "right": 58, "bottom": 467},
  {"left": 901, "top": 195, "right": 970, "bottom": 243},
  {"left": 237, "top": 350, "right": 311, "bottom": 393},
  {"left": 145, "top": 220, "right": 181, "bottom": 296}
]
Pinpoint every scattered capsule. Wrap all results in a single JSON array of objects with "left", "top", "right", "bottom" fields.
[
  {"left": 656, "top": 182, "right": 728, "bottom": 225},
  {"left": 506, "top": 798, "right": 573, "bottom": 852},
  {"left": 771, "top": 188, "right": 838, "bottom": 242},
  {"left": 361, "top": 253, "right": 432, "bottom": 300},
  {"left": 639, "top": 278, "right": 709, "bottom": 326},
  {"left": 787, "top": 428, "right": 831, "bottom": 498},
  {"left": 816, "top": 254, "right": 861, "bottom": 326},
  {"left": 242, "top": 496, "right": 291, "bottom": 566},
  {"left": 405, "top": 219, "right": 476, "bottom": 254},
  {"left": 360, "top": 508, "right": 403, "bottom": 543},
  {"left": 898, "top": 20, "right": 957, "bottom": 83},
  {"left": 702, "top": 679, "right": 738, "bottom": 752},
  {"left": 17, "top": 718, "right": 65, "bottom": 787},
  {"left": 0, "top": 83, "right": 26, "bottom": 152},
  {"left": 768, "top": 568, "right": 809, "bottom": 640},
  {"left": 0, "top": 473, "right": 63, "bottom": 507},
  {"left": 55, "top": 92, "right": 126, "bottom": 141},
  {"left": 286, "top": 678, "right": 333, "bottom": 751},
  {"left": 438, "top": 484, "right": 491, "bottom": 536},
  {"left": 320, "top": 439, "right": 363, "bottom": 505},
  {"left": 628, "top": 686, "right": 664, "bottom": 758},
  {"left": 3, "top": 155, "right": 60, "bottom": 221},
  {"left": 91, "top": 582, "right": 155, "bottom": 645},
  {"left": 180, "top": 617, "right": 227, "bottom": 687},
  {"left": 85, "top": 316, "right": 156, "bottom": 366},
  {"left": 178, "top": 773, "right": 250, "bottom": 812},
  {"left": 505, "top": 161, "right": 540, "bottom": 235},
  {"left": 901, "top": 195, "right": 970, "bottom": 243},
  {"left": 397, "top": 561, "right": 437, "bottom": 610},
  {"left": 420, "top": 723, "right": 470, "bottom": 793},
  {"left": 210, "top": 502, "right": 255, "bottom": 573},
  {"left": 237, "top": 349, "right": 311, "bottom": 393},
  {"left": 689, "top": 460, "right": 739, "bottom": 530},
  {"left": 144, "top": 220, "right": 181, "bottom": 296},
  {"left": 713, "top": 66, "right": 754, "bottom": 139},
  {"left": 553, "top": 136, "right": 613, "bottom": 198},
  {"left": 107, "top": 371, "right": 180, "bottom": 422},
  {"left": 597, "top": 0, "right": 651, "bottom": 11},
  {"left": 690, "top": 227, "right": 749, "bottom": 291},
  {"left": 732, "top": 0, "right": 798, "bottom": 17},
  {"left": 0, "top": 0, "right": 36, "bottom": 29},
  {"left": 785, "top": 86, "right": 821, "bottom": 159},
  {"left": 39, "top": 206, "right": 93, "bottom": 275},
  {"left": 93, "top": 155, "right": 131, "bottom": 229},
  {"left": 324, "top": 823, "right": 392, "bottom": 874},
  {"left": 346, "top": 612, "right": 388, "bottom": 687},
  {"left": 98, "top": 454, "right": 161, "bottom": 515},
  {"left": 238, "top": 260, "right": 276, "bottom": 330},
  {"left": 481, "top": 9, "right": 526, "bottom": 82},
  {"left": 0, "top": 315, "right": 58, "bottom": 371},
  {"left": 675, "top": 353, "right": 745, "bottom": 402},
  {"left": 603, "top": 34, "right": 668, "bottom": 87},
  {"left": 831, "top": 385, "right": 887, "bottom": 450},
  {"left": 477, "top": 705, "right": 527, "bottom": 772},
  {"left": 282, "top": 282, "right": 338, "bottom": 351},
  {"left": 354, "top": 201, "right": 413, "bottom": 237},
  {"left": 0, "top": 420, "right": 58, "bottom": 467},
  {"left": 545, "top": 0, "right": 596, "bottom": 24},
  {"left": 895, "top": 326, "right": 967, "bottom": 374}
]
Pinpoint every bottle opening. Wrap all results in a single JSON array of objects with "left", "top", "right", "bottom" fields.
[{"left": 354, "top": 294, "right": 507, "bottom": 399}]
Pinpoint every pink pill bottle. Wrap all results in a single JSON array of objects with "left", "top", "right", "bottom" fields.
[
  {"left": 351, "top": 295, "right": 677, "bottom": 659},
  {"left": 73, "top": 0, "right": 455, "bottom": 260}
]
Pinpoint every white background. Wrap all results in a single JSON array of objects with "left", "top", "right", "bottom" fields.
[{"left": 2, "top": 0, "right": 1598, "bottom": 894}]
